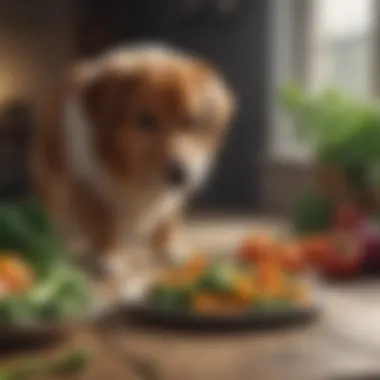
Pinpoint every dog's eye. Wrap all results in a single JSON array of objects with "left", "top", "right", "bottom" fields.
[
  {"left": 183, "top": 115, "right": 200, "bottom": 131},
  {"left": 137, "top": 111, "right": 158, "bottom": 132}
]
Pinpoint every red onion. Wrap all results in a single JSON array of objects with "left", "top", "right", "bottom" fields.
[{"left": 354, "top": 220, "right": 380, "bottom": 269}]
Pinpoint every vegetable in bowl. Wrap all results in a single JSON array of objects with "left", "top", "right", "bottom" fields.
[{"left": 0, "top": 199, "right": 92, "bottom": 325}]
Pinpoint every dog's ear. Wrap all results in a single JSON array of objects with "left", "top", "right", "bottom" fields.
[
  {"left": 195, "top": 63, "right": 237, "bottom": 132},
  {"left": 208, "top": 72, "right": 236, "bottom": 130},
  {"left": 80, "top": 66, "right": 140, "bottom": 129}
]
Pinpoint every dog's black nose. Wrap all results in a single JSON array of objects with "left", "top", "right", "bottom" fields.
[{"left": 166, "top": 160, "right": 187, "bottom": 186}]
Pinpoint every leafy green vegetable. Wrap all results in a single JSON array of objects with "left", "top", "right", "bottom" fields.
[
  {"left": 0, "top": 201, "right": 65, "bottom": 276},
  {"left": 197, "top": 262, "right": 235, "bottom": 294},
  {"left": 0, "top": 348, "right": 91, "bottom": 380},
  {"left": 150, "top": 259, "right": 242, "bottom": 309},
  {"left": 252, "top": 297, "right": 293, "bottom": 311},
  {"left": 48, "top": 348, "right": 91, "bottom": 375},
  {"left": 0, "top": 199, "right": 92, "bottom": 324},
  {"left": 26, "top": 265, "right": 91, "bottom": 321},
  {"left": 150, "top": 286, "right": 189, "bottom": 309},
  {"left": 292, "top": 193, "right": 333, "bottom": 236},
  {"left": 0, "top": 368, "right": 33, "bottom": 380},
  {"left": 0, "top": 294, "right": 35, "bottom": 324},
  {"left": 19, "top": 199, "right": 52, "bottom": 235}
]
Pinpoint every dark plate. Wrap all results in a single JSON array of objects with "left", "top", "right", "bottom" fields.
[{"left": 125, "top": 303, "right": 319, "bottom": 331}]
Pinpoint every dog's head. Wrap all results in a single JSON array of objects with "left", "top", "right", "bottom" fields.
[{"left": 69, "top": 45, "right": 235, "bottom": 194}]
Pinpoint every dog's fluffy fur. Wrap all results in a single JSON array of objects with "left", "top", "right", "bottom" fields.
[{"left": 30, "top": 44, "right": 235, "bottom": 276}]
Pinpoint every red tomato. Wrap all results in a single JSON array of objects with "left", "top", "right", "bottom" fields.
[
  {"left": 300, "top": 235, "right": 330, "bottom": 266},
  {"left": 317, "top": 232, "right": 364, "bottom": 278}
]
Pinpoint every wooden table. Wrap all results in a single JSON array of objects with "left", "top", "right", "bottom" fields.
[
  {"left": 2, "top": 218, "right": 380, "bottom": 379},
  {"left": 2, "top": 280, "right": 380, "bottom": 380}
]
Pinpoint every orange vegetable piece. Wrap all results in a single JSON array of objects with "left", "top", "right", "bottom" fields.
[
  {"left": 239, "top": 233, "right": 275, "bottom": 262},
  {"left": 192, "top": 294, "right": 222, "bottom": 313},
  {"left": 160, "top": 268, "right": 189, "bottom": 286},
  {"left": 256, "top": 259, "right": 285, "bottom": 297},
  {"left": 278, "top": 242, "right": 305, "bottom": 273},
  {"left": 0, "top": 254, "right": 34, "bottom": 294},
  {"left": 234, "top": 275, "right": 256, "bottom": 302},
  {"left": 0, "top": 279, "right": 10, "bottom": 297},
  {"left": 185, "top": 254, "right": 207, "bottom": 277},
  {"left": 192, "top": 294, "right": 248, "bottom": 313},
  {"left": 300, "top": 234, "right": 330, "bottom": 265},
  {"left": 224, "top": 295, "right": 250, "bottom": 310}
]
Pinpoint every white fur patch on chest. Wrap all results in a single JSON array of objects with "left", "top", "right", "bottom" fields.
[
  {"left": 139, "top": 191, "right": 182, "bottom": 235},
  {"left": 115, "top": 190, "right": 183, "bottom": 245},
  {"left": 64, "top": 95, "right": 120, "bottom": 204}
]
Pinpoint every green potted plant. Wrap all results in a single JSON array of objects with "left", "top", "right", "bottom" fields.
[
  {"left": 279, "top": 84, "right": 380, "bottom": 218},
  {"left": 279, "top": 85, "right": 380, "bottom": 275}
]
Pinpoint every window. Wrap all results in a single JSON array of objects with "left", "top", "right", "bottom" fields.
[
  {"left": 311, "top": 0, "right": 375, "bottom": 96},
  {"left": 270, "top": 0, "right": 376, "bottom": 161}
]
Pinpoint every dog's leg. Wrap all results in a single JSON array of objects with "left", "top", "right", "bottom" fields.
[
  {"left": 150, "top": 213, "right": 189, "bottom": 265},
  {"left": 67, "top": 180, "right": 120, "bottom": 278}
]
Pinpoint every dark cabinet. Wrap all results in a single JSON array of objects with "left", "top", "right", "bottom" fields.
[{"left": 0, "top": 103, "right": 33, "bottom": 200}]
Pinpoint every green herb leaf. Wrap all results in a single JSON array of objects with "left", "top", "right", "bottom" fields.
[{"left": 48, "top": 349, "right": 91, "bottom": 375}]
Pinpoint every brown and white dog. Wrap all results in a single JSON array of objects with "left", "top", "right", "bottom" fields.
[{"left": 31, "top": 44, "right": 235, "bottom": 279}]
